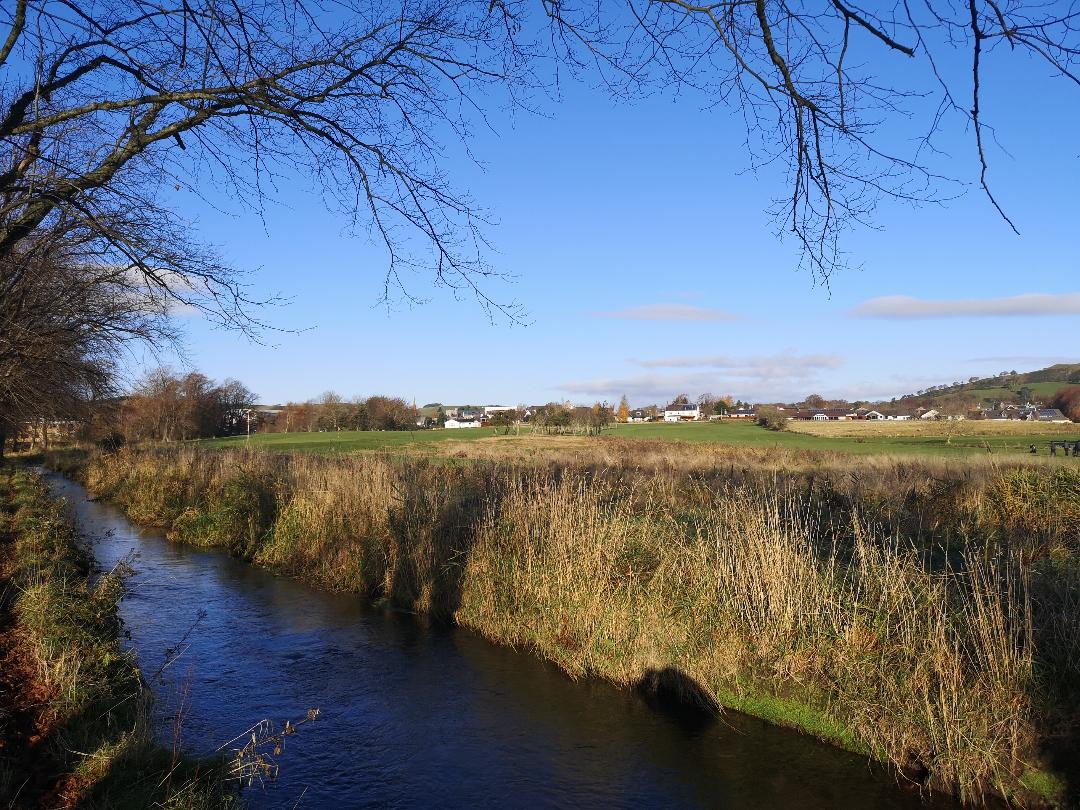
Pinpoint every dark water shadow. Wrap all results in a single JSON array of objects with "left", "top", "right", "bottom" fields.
[{"left": 636, "top": 667, "right": 720, "bottom": 734}]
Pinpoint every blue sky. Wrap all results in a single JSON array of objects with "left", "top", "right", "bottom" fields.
[{"left": 149, "top": 31, "right": 1079, "bottom": 407}]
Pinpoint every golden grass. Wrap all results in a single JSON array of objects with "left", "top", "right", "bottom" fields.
[
  {"left": 69, "top": 445, "right": 1080, "bottom": 807},
  {"left": 789, "top": 419, "right": 1077, "bottom": 438}
]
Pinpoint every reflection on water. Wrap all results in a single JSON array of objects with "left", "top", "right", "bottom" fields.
[{"left": 45, "top": 472, "right": 955, "bottom": 809}]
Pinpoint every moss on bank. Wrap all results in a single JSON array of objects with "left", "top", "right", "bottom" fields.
[
  {"left": 60, "top": 446, "right": 1080, "bottom": 807},
  {"left": 0, "top": 466, "right": 232, "bottom": 809}
]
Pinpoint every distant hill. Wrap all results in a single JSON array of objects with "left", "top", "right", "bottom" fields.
[{"left": 883, "top": 363, "right": 1080, "bottom": 409}]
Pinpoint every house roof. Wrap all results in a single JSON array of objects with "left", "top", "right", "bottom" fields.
[{"left": 1037, "top": 408, "right": 1069, "bottom": 421}]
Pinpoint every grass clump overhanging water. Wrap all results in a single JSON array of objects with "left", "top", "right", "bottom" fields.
[
  {"left": 68, "top": 445, "right": 1080, "bottom": 807},
  {"left": 0, "top": 467, "right": 232, "bottom": 809}
]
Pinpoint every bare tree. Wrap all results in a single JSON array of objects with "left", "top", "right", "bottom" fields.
[
  {"left": 317, "top": 390, "right": 346, "bottom": 432},
  {"left": 544, "top": 1, "right": 1080, "bottom": 279},
  {"left": 1, "top": 1, "right": 1077, "bottom": 452},
  {"left": 4, "top": 0, "right": 1077, "bottom": 310},
  {"left": 0, "top": 0, "right": 539, "bottom": 327},
  {"left": 0, "top": 230, "right": 174, "bottom": 450},
  {"left": 0, "top": 0, "right": 535, "bottom": 442}
]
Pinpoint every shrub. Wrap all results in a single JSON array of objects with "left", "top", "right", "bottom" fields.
[
  {"left": 1051, "top": 386, "right": 1080, "bottom": 421},
  {"left": 755, "top": 405, "right": 789, "bottom": 431}
]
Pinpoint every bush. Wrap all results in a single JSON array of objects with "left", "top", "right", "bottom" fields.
[
  {"left": 755, "top": 406, "right": 788, "bottom": 431},
  {"left": 1051, "top": 386, "right": 1080, "bottom": 421}
]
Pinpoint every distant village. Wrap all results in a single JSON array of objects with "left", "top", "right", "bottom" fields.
[
  {"left": 251, "top": 396, "right": 1072, "bottom": 432},
  {"left": 9, "top": 367, "right": 1078, "bottom": 453}
]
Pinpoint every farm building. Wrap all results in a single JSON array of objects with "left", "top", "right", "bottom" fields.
[
  {"left": 789, "top": 408, "right": 855, "bottom": 421},
  {"left": 664, "top": 405, "right": 701, "bottom": 422},
  {"left": 444, "top": 418, "right": 481, "bottom": 429}
]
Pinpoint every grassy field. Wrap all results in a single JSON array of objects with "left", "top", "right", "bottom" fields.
[
  {"left": 198, "top": 419, "right": 1080, "bottom": 458},
  {"left": 965, "top": 381, "right": 1070, "bottom": 403}
]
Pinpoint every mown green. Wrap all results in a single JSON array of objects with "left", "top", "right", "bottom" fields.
[{"left": 196, "top": 420, "right": 1080, "bottom": 457}]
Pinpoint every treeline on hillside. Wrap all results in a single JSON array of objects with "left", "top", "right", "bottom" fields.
[{"left": 883, "top": 365, "right": 1080, "bottom": 413}]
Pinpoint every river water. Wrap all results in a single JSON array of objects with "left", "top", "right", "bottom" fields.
[{"left": 45, "top": 472, "right": 955, "bottom": 809}]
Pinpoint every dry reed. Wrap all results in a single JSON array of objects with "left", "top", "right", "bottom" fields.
[{"left": 74, "top": 445, "right": 1080, "bottom": 806}]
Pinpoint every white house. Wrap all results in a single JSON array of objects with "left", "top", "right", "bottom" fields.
[
  {"left": 863, "top": 410, "right": 886, "bottom": 420},
  {"left": 444, "top": 418, "right": 481, "bottom": 429},
  {"left": 919, "top": 409, "right": 940, "bottom": 420},
  {"left": 886, "top": 414, "right": 912, "bottom": 421},
  {"left": 664, "top": 405, "right": 701, "bottom": 422}
]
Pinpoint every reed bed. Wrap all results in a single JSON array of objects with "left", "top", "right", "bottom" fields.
[{"left": 75, "top": 445, "right": 1080, "bottom": 806}]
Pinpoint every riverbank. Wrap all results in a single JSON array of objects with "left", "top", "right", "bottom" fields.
[
  {"left": 0, "top": 467, "right": 230, "bottom": 808},
  {"left": 60, "top": 446, "right": 1080, "bottom": 807}
]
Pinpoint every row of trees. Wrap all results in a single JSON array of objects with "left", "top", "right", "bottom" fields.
[
  {"left": 4, "top": 0, "right": 1077, "bottom": 458},
  {"left": 120, "top": 369, "right": 256, "bottom": 443},
  {"left": 261, "top": 394, "right": 418, "bottom": 433},
  {"left": 532, "top": 403, "right": 614, "bottom": 436}
]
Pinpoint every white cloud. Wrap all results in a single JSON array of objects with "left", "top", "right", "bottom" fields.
[
  {"left": 851, "top": 293, "right": 1080, "bottom": 319},
  {"left": 592, "top": 303, "right": 743, "bottom": 322},
  {"left": 558, "top": 374, "right": 812, "bottom": 403},
  {"left": 636, "top": 351, "right": 842, "bottom": 375},
  {"left": 558, "top": 351, "right": 844, "bottom": 403}
]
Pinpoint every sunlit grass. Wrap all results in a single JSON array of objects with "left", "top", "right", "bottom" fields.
[
  {"left": 70, "top": 445, "right": 1080, "bottom": 806},
  {"left": 195, "top": 418, "right": 1079, "bottom": 459}
]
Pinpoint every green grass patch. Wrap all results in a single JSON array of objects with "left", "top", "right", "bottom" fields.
[
  {"left": 196, "top": 420, "right": 1080, "bottom": 459},
  {"left": 198, "top": 426, "right": 502, "bottom": 454},
  {"left": 715, "top": 688, "right": 870, "bottom": 757},
  {"left": 966, "top": 381, "right": 1071, "bottom": 403}
]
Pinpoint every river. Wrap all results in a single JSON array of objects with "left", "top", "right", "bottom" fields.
[{"left": 45, "top": 471, "right": 956, "bottom": 809}]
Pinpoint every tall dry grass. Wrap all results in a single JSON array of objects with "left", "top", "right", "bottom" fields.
[
  {"left": 0, "top": 468, "right": 230, "bottom": 808},
  {"left": 787, "top": 419, "right": 1078, "bottom": 439},
  {"left": 75, "top": 445, "right": 1080, "bottom": 806}
]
